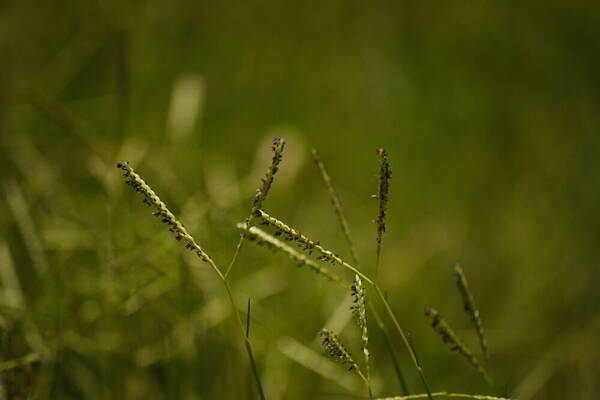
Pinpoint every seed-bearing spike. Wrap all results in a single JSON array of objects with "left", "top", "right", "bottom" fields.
[
  {"left": 116, "top": 162, "right": 214, "bottom": 266},
  {"left": 374, "top": 148, "right": 391, "bottom": 276},
  {"left": 351, "top": 274, "right": 371, "bottom": 385},
  {"left": 424, "top": 308, "right": 492, "bottom": 385},
  {"left": 256, "top": 210, "right": 373, "bottom": 285},
  {"left": 454, "top": 263, "right": 488, "bottom": 360},
  {"left": 250, "top": 137, "right": 286, "bottom": 223},
  {"left": 236, "top": 223, "right": 349, "bottom": 289}
]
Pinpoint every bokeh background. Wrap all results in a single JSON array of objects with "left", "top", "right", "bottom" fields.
[{"left": 1, "top": 1, "right": 599, "bottom": 399}]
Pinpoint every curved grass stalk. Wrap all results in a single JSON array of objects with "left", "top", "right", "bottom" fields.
[
  {"left": 376, "top": 392, "right": 514, "bottom": 400},
  {"left": 117, "top": 162, "right": 265, "bottom": 400},
  {"left": 369, "top": 302, "right": 410, "bottom": 396}
]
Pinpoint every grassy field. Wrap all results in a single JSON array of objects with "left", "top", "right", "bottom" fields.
[{"left": 1, "top": 1, "right": 600, "bottom": 399}]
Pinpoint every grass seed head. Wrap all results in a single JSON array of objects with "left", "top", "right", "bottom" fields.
[
  {"left": 320, "top": 329, "right": 357, "bottom": 371},
  {"left": 117, "top": 162, "right": 213, "bottom": 264},
  {"left": 250, "top": 138, "right": 286, "bottom": 218},
  {"left": 374, "top": 148, "right": 391, "bottom": 244},
  {"left": 454, "top": 263, "right": 488, "bottom": 360},
  {"left": 425, "top": 307, "right": 491, "bottom": 384}
]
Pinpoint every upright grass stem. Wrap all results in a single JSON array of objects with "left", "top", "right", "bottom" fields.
[{"left": 117, "top": 162, "right": 265, "bottom": 400}]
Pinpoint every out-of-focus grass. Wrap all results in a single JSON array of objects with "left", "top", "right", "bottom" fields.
[{"left": 1, "top": 1, "right": 600, "bottom": 398}]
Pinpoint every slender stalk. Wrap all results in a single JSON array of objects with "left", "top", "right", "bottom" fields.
[
  {"left": 311, "top": 148, "right": 359, "bottom": 265},
  {"left": 369, "top": 303, "right": 410, "bottom": 396},
  {"left": 375, "top": 286, "right": 433, "bottom": 400},
  {"left": 375, "top": 392, "right": 514, "bottom": 400}
]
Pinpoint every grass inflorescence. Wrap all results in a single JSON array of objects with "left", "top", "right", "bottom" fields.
[
  {"left": 454, "top": 263, "right": 488, "bottom": 360},
  {"left": 117, "top": 162, "right": 214, "bottom": 265},
  {"left": 236, "top": 223, "right": 347, "bottom": 288},
  {"left": 373, "top": 148, "right": 391, "bottom": 276},
  {"left": 116, "top": 139, "right": 513, "bottom": 400},
  {"left": 425, "top": 308, "right": 491, "bottom": 385}
]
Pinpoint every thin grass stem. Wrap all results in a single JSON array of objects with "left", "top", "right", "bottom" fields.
[
  {"left": 311, "top": 148, "right": 359, "bottom": 265},
  {"left": 375, "top": 392, "right": 514, "bottom": 400}
]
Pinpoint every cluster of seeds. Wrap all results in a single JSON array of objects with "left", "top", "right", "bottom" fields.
[
  {"left": 250, "top": 138, "right": 286, "bottom": 221},
  {"left": 454, "top": 264, "right": 488, "bottom": 360},
  {"left": 256, "top": 210, "right": 372, "bottom": 283},
  {"left": 236, "top": 223, "right": 347, "bottom": 288},
  {"left": 319, "top": 329, "right": 357, "bottom": 371},
  {"left": 425, "top": 308, "right": 490, "bottom": 384},
  {"left": 373, "top": 148, "right": 391, "bottom": 245},
  {"left": 351, "top": 275, "right": 370, "bottom": 378},
  {"left": 117, "top": 162, "right": 213, "bottom": 264},
  {"left": 256, "top": 210, "right": 335, "bottom": 260}
]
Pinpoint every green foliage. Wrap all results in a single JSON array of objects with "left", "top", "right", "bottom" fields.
[{"left": 2, "top": 1, "right": 600, "bottom": 398}]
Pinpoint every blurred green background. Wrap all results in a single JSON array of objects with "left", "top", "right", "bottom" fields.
[{"left": 1, "top": 1, "right": 599, "bottom": 399}]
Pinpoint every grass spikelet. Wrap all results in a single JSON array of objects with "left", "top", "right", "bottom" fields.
[
  {"left": 236, "top": 223, "right": 348, "bottom": 289},
  {"left": 373, "top": 148, "right": 391, "bottom": 276},
  {"left": 351, "top": 274, "right": 372, "bottom": 396},
  {"left": 311, "top": 148, "right": 358, "bottom": 264},
  {"left": 320, "top": 328, "right": 369, "bottom": 388},
  {"left": 225, "top": 137, "right": 285, "bottom": 278},
  {"left": 454, "top": 263, "right": 488, "bottom": 360},
  {"left": 424, "top": 308, "right": 491, "bottom": 385},
  {"left": 117, "top": 162, "right": 214, "bottom": 265},
  {"left": 256, "top": 209, "right": 372, "bottom": 284},
  {"left": 250, "top": 137, "right": 286, "bottom": 221}
]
